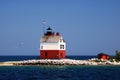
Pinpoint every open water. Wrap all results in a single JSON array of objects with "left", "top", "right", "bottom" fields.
[{"left": 0, "top": 56, "right": 120, "bottom": 80}]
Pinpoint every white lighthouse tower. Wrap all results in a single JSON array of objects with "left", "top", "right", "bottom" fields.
[{"left": 40, "top": 27, "right": 66, "bottom": 59}]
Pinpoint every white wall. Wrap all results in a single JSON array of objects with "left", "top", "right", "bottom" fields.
[
  {"left": 40, "top": 36, "right": 66, "bottom": 50},
  {"left": 40, "top": 42, "right": 66, "bottom": 50}
]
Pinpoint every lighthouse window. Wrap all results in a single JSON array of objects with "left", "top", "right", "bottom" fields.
[
  {"left": 60, "top": 39, "right": 62, "bottom": 43},
  {"left": 60, "top": 45, "right": 64, "bottom": 49},
  {"left": 41, "top": 46, "right": 43, "bottom": 49}
]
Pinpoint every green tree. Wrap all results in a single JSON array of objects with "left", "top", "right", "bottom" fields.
[{"left": 116, "top": 50, "right": 120, "bottom": 61}]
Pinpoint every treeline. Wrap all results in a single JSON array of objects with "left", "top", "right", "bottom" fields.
[
  {"left": 116, "top": 50, "right": 120, "bottom": 61},
  {"left": 109, "top": 50, "right": 120, "bottom": 62}
]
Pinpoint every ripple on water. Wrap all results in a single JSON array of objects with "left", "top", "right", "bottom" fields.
[{"left": 0, "top": 65, "right": 120, "bottom": 80}]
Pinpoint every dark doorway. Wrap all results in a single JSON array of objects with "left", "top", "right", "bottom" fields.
[
  {"left": 61, "top": 53, "right": 63, "bottom": 58},
  {"left": 45, "top": 52, "right": 47, "bottom": 57}
]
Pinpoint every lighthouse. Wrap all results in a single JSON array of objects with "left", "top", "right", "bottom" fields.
[{"left": 40, "top": 27, "right": 66, "bottom": 59}]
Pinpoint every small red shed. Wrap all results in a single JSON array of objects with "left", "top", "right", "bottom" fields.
[{"left": 98, "top": 53, "right": 110, "bottom": 60}]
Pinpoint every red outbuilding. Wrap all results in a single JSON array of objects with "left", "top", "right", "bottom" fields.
[
  {"left": 40, "top": 27, "right": 66, "bottom": 59},
  {"left": 98, "top": 53, "right": 110, "bottom": 60}
]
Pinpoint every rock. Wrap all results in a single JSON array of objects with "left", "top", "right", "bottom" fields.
[{"left": 1, "top": 58, "right": 120, "bottom": 66}]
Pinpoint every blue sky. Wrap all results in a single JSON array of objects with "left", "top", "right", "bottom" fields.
[{"left": 0, "top": 0, "right": 120, "bottom": 56}]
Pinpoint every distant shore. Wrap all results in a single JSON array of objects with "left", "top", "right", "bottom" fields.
[{"left": 0, "top": 58, "right": 120, "bottom": 66}]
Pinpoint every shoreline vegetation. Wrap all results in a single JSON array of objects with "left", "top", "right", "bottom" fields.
[{"left": 1, "top": 58, "right": 120, "bottom": 66}]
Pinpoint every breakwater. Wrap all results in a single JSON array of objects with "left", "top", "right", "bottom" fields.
[
  {"left": 1, "top": 59, "right": 120, "bottom": 66},
  {"left": 14, "top": 59, "right": 97, "bottom": 66}
]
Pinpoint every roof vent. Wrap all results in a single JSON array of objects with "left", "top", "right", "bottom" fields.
[{"left": 56, "top": 32, "right": 60, "bottom": 36}]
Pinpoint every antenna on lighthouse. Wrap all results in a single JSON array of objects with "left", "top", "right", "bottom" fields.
[{"left": 42, "top": 20, "right": 47, "bottom": 34}]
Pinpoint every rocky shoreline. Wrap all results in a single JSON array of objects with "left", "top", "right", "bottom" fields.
[{"left": 0, "top": 59, "right": 120, "bottom": 66}]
